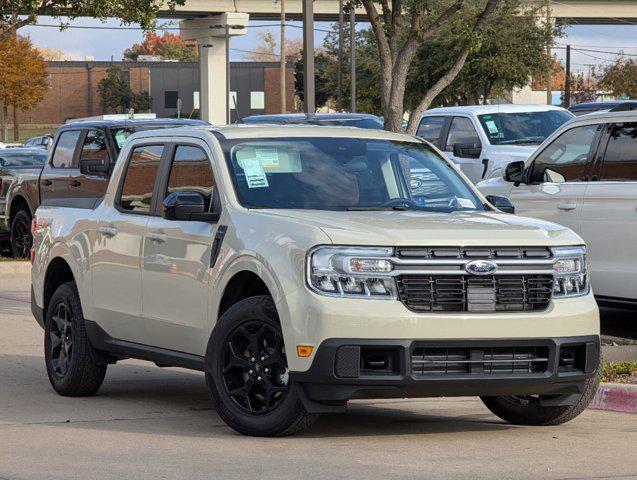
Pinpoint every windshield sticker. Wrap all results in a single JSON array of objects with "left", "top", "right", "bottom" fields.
[
  {"left": 456, "top": 198, "right": 476, "bottom": 209},
  {"left": 114, "top": 130, "right": 129, "bottom": 148},
  {"left": 485, "top": 120, "right": 499, "bottom": 135},
  {"left": 241, "top": 158, "right": 269, "bottom": 188},
  {"left": 255, "top": 147, "right": 280, "bottom": 168}
]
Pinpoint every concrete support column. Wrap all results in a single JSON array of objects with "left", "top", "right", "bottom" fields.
[{"left": 180, "top": 13, "right": 249, "bottom": 125}]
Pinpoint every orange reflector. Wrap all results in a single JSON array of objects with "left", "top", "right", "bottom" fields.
[{"left": 296, "top": 345, "right": 314, "bottom": 357}]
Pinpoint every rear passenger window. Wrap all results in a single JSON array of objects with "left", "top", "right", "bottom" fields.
[
  {"left": 601, "top": 123, "right": 637, "bottom": 181},
  {"left": 417, "top": 117, "right": 446, "bottom": 146},
  {"left": 118, "top": 145, "right": 164, "bottom": 214},
  {"left": 166, "top": 146, "right": 215, "bottom": 210},
  {"left": 80, "top": 130, "right": 109, "bottom": 165},
  {"left": 51, "top": 131, "right": 81, "bottom": 168}
]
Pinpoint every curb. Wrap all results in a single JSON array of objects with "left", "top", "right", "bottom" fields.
[
  {"left": 0, "top": 261, "right": 31, "bottom": 275},
  {"left": 589, "top": 382, "right": 637, "bottom": 414}
]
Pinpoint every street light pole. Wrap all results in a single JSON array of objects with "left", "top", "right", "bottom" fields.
[
  {"left": 302, "top": 0, "right": 315, "bottom": 113},
  {"left": 350, "top": 7, "right": 356, "bottom": 113},
  {"left": 337, "top": 0, "right": 344, "bottom": 112},
  {"left": 545, "top": 0, "right": 552, "bottom": 106},
  {"left": 280, "top": 0, "right": 286, "bottom": 113},
  {"left": 564, "top": 44, "right": 571, "bottom": 108}
]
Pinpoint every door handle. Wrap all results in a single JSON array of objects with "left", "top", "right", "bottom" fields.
[
  {"left": 557, "top": 202, "right": 577, "bottom": 211},
  {"left": 41, "top": 179, "right": 52, "bottom": 187},
  {"left": 97, "top": 226, "right": 117, "bottom": 237},
  {"left": 146, "top": 232, "right": 167, "bottom": 243},
  {"left": 69, "top": 180, "right": 81, "bottom": 187}
]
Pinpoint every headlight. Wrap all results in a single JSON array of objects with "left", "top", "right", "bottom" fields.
[
  {"left": 307, "top": 246, "right": 397, "bottom": 298},
  {"left": 551, "top": 246, "right": 589, "bottom": 298}
]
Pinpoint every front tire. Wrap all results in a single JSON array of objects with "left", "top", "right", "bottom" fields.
[
  {"left": 44, "top": 282, "right": 107, "bottom": 396},
  {"left": 205, "top": 296, "right": 318, "bottom": 436},
  {"left": 481, "top": 366, "right": 601, "bottom": 426},
  {"left": 10, "top": 209, "right": 32, "bottom": 259}
]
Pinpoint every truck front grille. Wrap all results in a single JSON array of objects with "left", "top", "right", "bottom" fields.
[
  {"left": 397, "top": 274, "right": 553, "bottom": 313},
  {"left": 411, "top": 345, "right": 550, "bottom": 376}
]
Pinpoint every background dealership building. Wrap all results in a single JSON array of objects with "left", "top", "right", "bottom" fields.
[{"left": 12, "top": 60, "right": 295, "bottom": 128}]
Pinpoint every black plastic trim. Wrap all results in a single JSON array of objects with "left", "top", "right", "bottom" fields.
[
  {"left": 31, "top": 286, "right": 44, "bottom": 329},
  {"left": 595, "top": 295, "right": 637, "bottom": 310},
  {"left": 84, "top": 320, "right": 205, "bottom": 371},
  {"left": 210, "top": 225, "right": 227, "bottom": 268},
  {"left": 290, "top": 336, "right": 600, "bottom": 405}
]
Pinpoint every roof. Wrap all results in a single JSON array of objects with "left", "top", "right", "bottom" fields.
[
  {"left": 0, "top": 147, "right": 47, "bottom": 155},
  {"left": 568, "top": 100, "right": 636, "bottom": 111},
  {"left": 423, "top": 104, "right": 569, "bottom": 115},
  {"left": 126, "top": 123, "right": 416, "bottom": 143},
  {"left": 562, "top": 109, "right": 637, "bottom": 125},
  {"left": 59, "top": 118, "right": 208, "bottom": 130},
  {"left": 242, "top": 113, "right": 382, "bottom": 123}
]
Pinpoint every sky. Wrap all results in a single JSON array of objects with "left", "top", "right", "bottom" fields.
[{"left": 20, "top": 16, "right": 637, "bottom": 75}]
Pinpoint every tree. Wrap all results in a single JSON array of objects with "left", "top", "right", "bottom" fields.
[
  {"left": 600, "top": 58, "right": 637, "bottom": 99},
  {"left": 0, "top": 0, "right": 186, "bottom": 42},
  {"left": 352, "top": 0, "right": 501, "bottom": 133},
  {"left": 295, "top": 50, "right": 332, "bottom": 109},
  {"left": 37, "top": 47, "right": 73, "bottom": 61},
  {"left": 97, "top": 66, "right": 152, "bottom": 113},
  {"left": 124, "top": 31, "right": 197, "bottom": 62},
  {"left": 0, "top": 34, "right": 48, "bottom": 141}
]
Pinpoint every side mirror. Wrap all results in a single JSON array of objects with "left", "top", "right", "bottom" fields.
[
  {"left": 504, "top": 161, "right": 526, "bottom": 184},
  {"left": 163, "top": 191, "right": 220, "bottom": 222},
  {"left": 80, "top": 158, "right": 109, "bottom": 176},
  {"left": 486, "top": 195, "right": 515, "bottom": 214},
  {"left": 452, "top": 143, "right": 482, "bottom": 159}
]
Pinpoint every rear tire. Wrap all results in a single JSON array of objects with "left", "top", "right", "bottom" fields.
[
  {"left": 10, "top": 209, "right": 32, "bottom": 259},
  {"left": 205, "top": 295, "right": 318, "bottom": 436},
  {"left": 44, "top": 282, "right": 107, "bottom": 396},
  {"left": 481, "top": 365, "right": 601, "bottom": 426}
]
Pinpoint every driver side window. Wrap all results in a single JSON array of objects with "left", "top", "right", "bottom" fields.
[{"left": 531, "top": 125, "right": 598, "bottom": 183}]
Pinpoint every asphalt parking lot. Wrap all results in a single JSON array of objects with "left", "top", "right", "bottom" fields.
[{"left": 1, "top": 271, "right": 636, "bottom": 480}]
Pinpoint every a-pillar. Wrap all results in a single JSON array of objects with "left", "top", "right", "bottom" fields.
[{"left": 180, "top": 13, "right": 249, "bottom": 125}]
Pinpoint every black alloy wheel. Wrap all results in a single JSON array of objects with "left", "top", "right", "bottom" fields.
[
  {"left": 48, "top": 301, "right": 74, "bottom": 377},
  {"left": 222, "top": 321, "right": 289, "bottom": 414},
  {"left": 11, "top": 211, "right": 32, "bottom": 259}
]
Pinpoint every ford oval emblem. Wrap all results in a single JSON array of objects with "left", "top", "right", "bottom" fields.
[{"left": 465, "top": 260, "right": 498, "bottom": 276}]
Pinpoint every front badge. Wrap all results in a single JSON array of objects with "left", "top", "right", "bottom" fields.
[{"left": 465, "top": 260, "right": 498, "bottom": 276}]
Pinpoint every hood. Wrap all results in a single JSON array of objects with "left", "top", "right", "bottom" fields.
[{"left": 254, "top": 209, "right": 583, "bottom": 247}]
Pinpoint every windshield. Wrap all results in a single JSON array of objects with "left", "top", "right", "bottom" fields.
[
  {"left": 478, "top": 111, "right": 573, "bottom": 146},
  {"left": 222, "top": 137, "right": 484, "bottom": 212},
  {"left": 0, "top": 150, "right": 47, "bottom": 167}
]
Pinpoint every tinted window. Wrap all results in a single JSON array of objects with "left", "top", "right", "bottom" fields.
[
  {"left": 119, "top": 145, "right": 164, "bottom": 213},
  {"left": 223, "top": 137, "right": 483, "bottom": 212},
  {"left": 477, "top": 111, "right": 573, "bottom": 145},
  {"left": 165, "top": 91, "right": 178, "bottom": 109},
  {"left": 80, "top": 130, "right": 109, "bottom": 165},
  {"left": 51, "top": 131, "right": 81, "bottom": 168},
  {"left": 417, "top": 117, "right": 446, "bottom": 146},
  {"left": 601, "top": 123, "right": 637, "bottom": 181},
  {"left": 531, "top": 125, "right": 598, "bottom": 183},
  {"left": 166, "top": 146, "right": 215, "bottom": 209},
  {"left": 0, "top": 151, "right": 47, "bottom": 167},
  {"left": 446, "top": 117, "right": 480, "bottom": 151}
]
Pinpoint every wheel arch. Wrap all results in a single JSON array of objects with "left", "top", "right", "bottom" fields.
[
  {"left": 42, "top": 256, "right": 77, "bottom": 318},
  {"left": 8, "top": 194, "right": 32, "bottom": 225}
]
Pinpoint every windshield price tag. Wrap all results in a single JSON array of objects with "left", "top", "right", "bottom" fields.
[
  {"left": 457, "top": 198, "right": 476, "bottom": 209},
  {"left": 256, "top": 147, "right": 280, "bottom": 168},
  {"left": 242, "top": 158, "right": 269, "bottom": 188},
  {"left": 485, "top": 120, "right": 499, "bottom": 135}
]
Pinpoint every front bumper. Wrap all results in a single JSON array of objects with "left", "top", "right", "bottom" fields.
[{"left": 291, "top": 335, "right": 600, "bottom": 411}]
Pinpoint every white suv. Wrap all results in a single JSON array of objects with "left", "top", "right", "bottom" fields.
[
  {"left": 477, "top": 111, "right": 637, "bottom": 307},
  {"left": 417, "top": 105, "right": 573, "bottom": 184},
  {"left": 31, "top": 125, "right": 600, "bottom": 436}
]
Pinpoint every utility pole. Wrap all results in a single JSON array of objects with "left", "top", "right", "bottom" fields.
[
  {"left": 337, "top": 0, "right": 344, "bottom": 112},
  {"left": 350, "top": 7, "right": 356, "bottom": 113},
  {"left": 564, "top": 44, "right": 571, "bottom": 108},
  {"left": 545, "top": 0, "right": 552, "bottom": 105},
  {"left": 302, "top": 0, "right": 315, "bottom": 113},
  {"left": 279, "top": 0, "right": 286, "bottom": 113}
]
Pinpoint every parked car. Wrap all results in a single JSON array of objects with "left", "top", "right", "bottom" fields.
[
  {"left": 31, "top": 124, "right": 600, "bottom": 436},
  {"left": 416, "top": 105, "right": 573, "bottom": 184},
  {"left": 568, "top": 100, "right": 637, "bottom": 117},
  {"left": 0, "top": 117, "right": 207, "bottom": 257},
  {"left": 477, "top": 110, "right": 637, "bottom": 307},
  {"left": 0, "top": 142, "right": 23, "bottom": 149},
  {"left": 23, "top": 135, "right": 53, "bottom": 149},
  {"left": 0, "top": 148, "right": 47, "bottom": 256},
  {"left": 242, "top": 113, "right": 384, "bottom": 129}
]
